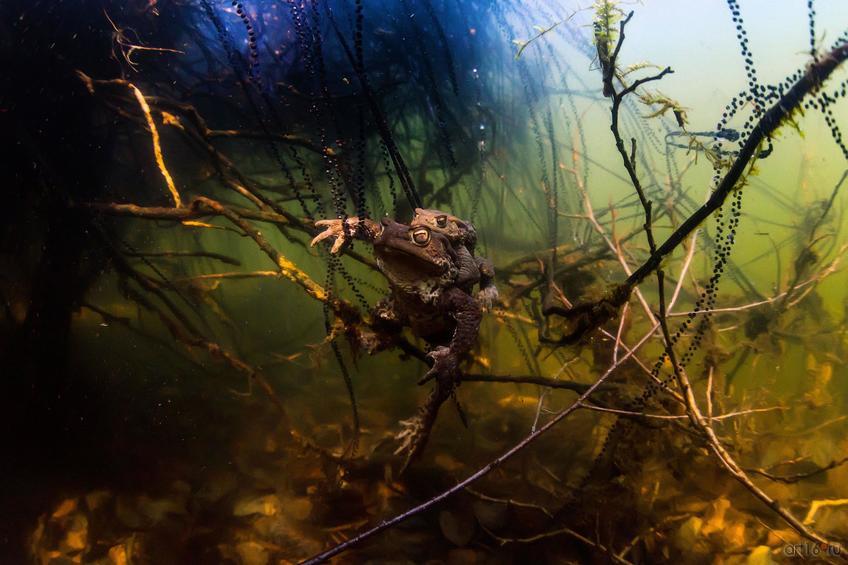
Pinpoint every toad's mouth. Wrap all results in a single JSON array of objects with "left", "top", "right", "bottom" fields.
[{"left": 378, "top": 245, "right": 448, "bottom": 275}]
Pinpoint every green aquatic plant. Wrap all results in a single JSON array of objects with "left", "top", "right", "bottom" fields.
[
  {"left": 512, "top": 21, "right": 561, "bottom": 59},
  {"left": 637, "top": 90, "right": 689, "bottom": 127},
  {"left": 683, "top": 136, "right": 733, "bottom": 169},
  {"left": 592, "top": 0, "right": 625, "bottom": 97}
]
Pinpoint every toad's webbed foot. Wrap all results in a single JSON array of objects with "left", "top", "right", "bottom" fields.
[
  {"left": 477, "top": 284, "right": 499, "bottom": 311},
  {"left": 474, "top": 256, "right": 498, "bottom": 311},
  {"left": 393, "top": 416, "right": 423, "bottom": 459},
  {"left": 311, "top": 217, "right": 382, "bottom": 254},
  {"left": 394, "top": 384, "right": 452, "bottom": 473},
  {"left": 311, "top": 218, "right": 359, "bottom": 254},
  {"left": 417, "top": 345, "right": 459, "bottom": 385},
  {"left": 395, "top": 347, "right": 459, "bottom": 471}
]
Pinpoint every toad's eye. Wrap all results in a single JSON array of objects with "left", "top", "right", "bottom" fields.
[
  {"left": 436, "top": 215, "right": 448, "bottom": 228},
  {"left": 411, "top": 228, "right": 431, "bottom": 246}
]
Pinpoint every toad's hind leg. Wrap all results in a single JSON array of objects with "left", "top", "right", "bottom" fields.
[{"left": 394, "top": 381, "right": 453, "bottom": 473}]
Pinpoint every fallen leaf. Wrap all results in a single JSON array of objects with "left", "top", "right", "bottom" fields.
[
  {"left": 746, "top": 545, "right": 777, "bottom": 565},
  {"left": 235, "top": 540, "right": 269, "bottom": 565},
  {"left": 472, "top": 500, "right": 507, "bottom": 531},
  {"left": 497, "top": 394, "right": 538, "bottom": 408},
  {"left": 234, "top": 494, "right": 282, "bottom": 518},
  {"left": 700, "top": 497, "right": 730, "bottom": 536},
  {"left": 439, "top": 509, "right": 475, "bottom": 547},
  {"left": 108, "top": 544, "right": 129, "bottom": 565},
  {"left": 52, "top": 498, "right": 78, "bottom": 520},
  {"left": 675, "top": 516, "right": 702, "bottom": 550},
  {"left": 61, "top": 514, "right": 88, "bottom": 552}
]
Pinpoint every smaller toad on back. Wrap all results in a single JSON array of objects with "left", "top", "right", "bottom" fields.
[{"left": 410, "top": 208, "right": 499, "bottom": 310}]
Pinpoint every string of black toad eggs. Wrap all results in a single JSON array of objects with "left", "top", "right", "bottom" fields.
[
  {"left": 340, "top": 0, "right": 394, "bottom": 219},
  {"left": 661, "top": 12, "right": 848, "bottom": 400},
  {"left": 351, "top": 0, "right": 396, "bottom": 217},
  {"left": 233, "top": 1, "right": 259, "bottom": 83},
  {"left": 815, "top": 91, "right": 848, "bottom": 159},
  {"left": 283, "top": 3, "right": 345, "bottom": 237},
  {"left": 645, "top": 0, "right": 768, "bottom": 398},
  {"left": 669, "top": 61, "right": 848, "bottom": 381},
  {"left": 636, "top": 6, "right": 848, "bottom": 410},
  {"left": 290, "top": 0, "right": 350, "bottom": 222},
  {"left": 813, "top": 29, "right": 848, "bottom": 158},
  {"left": 380, "top": 141, "right": 399, "bottom": 217},
  {"left": 352, "top": 0, "right": 370, "bottom": 224},
  {"left": 216, "top": 9, "right": 380, "bottom": 353},
  {"left": 808, "top": 0, "right": 817, "bottom": 60},
  {"left": 201, "top": 0, "right": 316, "bottom": 222},
  {"left": 580, "top": 1, "right": 780, "bottom": 478},
  {"left": 228, "top": 1, "right": 328, "bottom": 226},
  {"left": 320, "top": 0, "right": 420, "bottom": 212},
  {"left": 802, "top": 28, "right": 848, "bottom": 160},
  {"left": 284, "top": 0, "right": 369, "bottom": 313},
  {"left": 202, "top": 1, "right": 362, "bottom": 418},
  {"left": 578, "top": 96, "right": 749, "bottom": 494},
  {"left": 288, "top": 0, "right": 346, "bottom": 286},
  {"left": 294, "top": 0, "right": 366, "bottom": 454},
  {"left": 226, "top": 0, "right": 365, "bottom": 450},
  {"left": 233, "top": 2, "right": 338, "bottom": 237}
]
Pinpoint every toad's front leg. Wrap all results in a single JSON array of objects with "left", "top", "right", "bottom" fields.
[
  {"left": 418, "top": 287, "right": 482, "bottom": 385},
  {"left": 310, "top": 216, "right": 383, "bottom": 254},
  {"left": 475, "top": 256, "right": 499, "bottom": 311}
]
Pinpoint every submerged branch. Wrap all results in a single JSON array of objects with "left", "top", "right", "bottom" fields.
[
  {"left": 127, "top": 82, "right": 183, "bottom": 208},
  {"left": 80, "top": 201, "right": 379, "bottom": 271},
  {"left": 462, "top": 373, "right": 605, "bottom": 394},
  {"left": 123, "top": 250, "right": 242, "bottom": 266},
  {"left": 545, "top": 40, "right": 848, "bottom": 343},
  {"left": 746, "top": 456, "right": 848, "bottom": 485},
  {"left": 628, "top": 41, "right": 848, "bottom": 286}
]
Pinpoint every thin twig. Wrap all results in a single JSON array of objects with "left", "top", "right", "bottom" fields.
[
  {"left": 655, "top": 268, "right": 839, "bottom": 550},
  {"left": 481, "top": 523, "right": 633, "bottom": 564},
  {"left": 127, "top": 82, "right": 182, "bottom": 207},
  {"left": 575, "top": 402, "right": 785, "bottom": 421},
  {"left": 627, "top": 41, "right": 848, "bottom": 287},
  {"left": 745, "top": 456, "right": 848, "bottom": 485}
]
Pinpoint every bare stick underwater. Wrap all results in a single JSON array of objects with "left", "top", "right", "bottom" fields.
[
  {"left": 543, "top": 39, "right": 848, "bottom": 342},
  {"left": 299, "top": 34, "right": 848, "bottom": 565}
]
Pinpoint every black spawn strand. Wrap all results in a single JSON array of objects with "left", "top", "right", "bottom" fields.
[{"left": 311, "top": 210, "right": 497, "bottom": 470}]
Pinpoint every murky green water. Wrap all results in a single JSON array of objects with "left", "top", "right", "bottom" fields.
[{"left": 3, "top": 0, "right": 848, "bottom": 563}]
